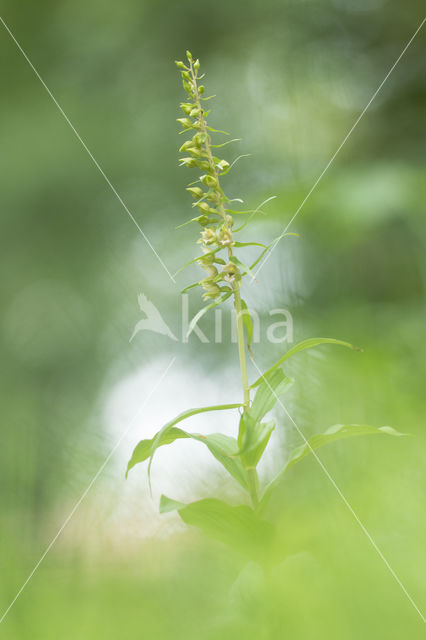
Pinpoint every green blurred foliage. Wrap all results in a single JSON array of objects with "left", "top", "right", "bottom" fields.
[{"left": 0, "top": 0, "right": 425, "bottom": 637}]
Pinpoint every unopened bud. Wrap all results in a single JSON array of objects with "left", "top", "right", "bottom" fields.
[
  {"left": 200, "top": 174, "right": 218, "bottom": 188},
  {"left": 186, "top": 187, "right": 204, "bottom": 199},
  {"left": 180, "top": 103, "right": 193, "bottom": 115},
  {"left": 190, "top": 107, "right": 200, "bottom": 118},
  {"left": 179, "top": 157, "right": 197, "bottom": 168},
  {"left": 194, "top": 59, "right": 200, "bottom": 72},
  {"left": 192, "top": 134, "right": 204, "bottom": 147},
  {"left": 186, "top": 50, "right": 193, "bottom": 62},
  {"left": 197, "top": 201, "right": 210, "bottom": 214},
  {"left": 181, "top": 71, "right": 190, "bottom": 81},
  {"left": 217, "top": 159, "right": 230, "bottom": 172},
  {"left": 175, "top": 60, "right": 186, "bottom": 69},
  {"left": 218, "top": 228, "right": 233, "bottom": 246},
  {"left": 200, "top": 228, "right": 217, "bottom": 245},
  {"left": 183, "top": 81, "right": 193, "bottom": 94},
  {"left": 198, "top": 85, "right": 205, "bottom": 95},
  {"left": 177, "top": 117, "right": 192, "bottom": 128},
  {"left": 179, "top": 140, "right": 194, "bottom": 152}
]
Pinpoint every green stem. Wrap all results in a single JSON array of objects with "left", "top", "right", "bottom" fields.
[
  {"left": 234, "top": 284, "right": 259, "bottom": 509},
  {"left": 233, "top": 285, "right": 250, "bottom": 408},
  {"left": 189, "top": 59, "right": 258, "bottom": 508},
  {"left": 247, "top": 469, "right": 259, "bottom": 509}
]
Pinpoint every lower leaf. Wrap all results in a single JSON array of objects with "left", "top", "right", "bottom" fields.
[
  {"left": 260, "top": 423, "right": 408, "bottom": 509},
  {"left": 160, "top": 495, "right": 275, "bottom": 558}
]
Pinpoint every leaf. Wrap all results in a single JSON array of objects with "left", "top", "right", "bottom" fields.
[
  {"left": 249, "top": 233, "right": 299, "bottom": 270},
  {"left": 181, "top": 281, "right": 202, "bottom": 294},
  {"left": 260, "top": 424, "right": 408, "bottom": 508},
  {"left": 240, "top": 298, "right": 253, "bottom": 349},
  {"left": 233, "top": 242, "right": 268, "bottom": 249},
  {"left": 126, "top": 403, "right": 247, "bottom": 489},
  {"left": 250, "top": 368, "right": 293, "bottom": 421},
  {"left": 186, "top": 292, "right": 232, "bottom": 339},
  {"left": 250, "top": 338, "right": 360, "bottom": 388},
  {"left": 229, "top": 256, "right": 256, "bottom": 280},
  {"left": 233, "top": 196, "right": 276, "bottom": 231},
  {"left": 211, "top": 138, "right": 241, "bottom": 148},
  {"left": 159, "top": 495, "right": 275, "bottom": 558},
  {"left": 174, "top": 248, "right": 221, "bottom": 277},
  {"left": 238, "top": 411, "right": 275, "bottom": 469}
]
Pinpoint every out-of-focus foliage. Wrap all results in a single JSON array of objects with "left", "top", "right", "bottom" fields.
[{"left": 0, "top": 0, "right": 425, "bottom": 637}]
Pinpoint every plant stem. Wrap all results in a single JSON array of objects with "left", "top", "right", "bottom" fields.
[
  {"left": 233, "top": 284, "right": 250, "bottom": 408},
  {"left": 189, "top": 59, "right": 258, "bottom": 508},
  {"left": 234, "top": 283, "right": 259, "bottom": 509},
  {"left": 247, "top": 469, "right": 259, "bottom": 509}
]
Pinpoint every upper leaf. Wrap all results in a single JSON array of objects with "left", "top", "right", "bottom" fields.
[
  {"left": 237, "top": 411, "right": 275, "bottom": 469},
  {"left": 250, "top": 338, "right": 360, "bottom": 388},
  {"left": 126, "top": 403, "right": 248, "bottom": 489},
  {"left": 250, "top": 368, "right": 293, "bottom": 421},
  {"left": 260, "top": 423, "right": 408, "bottom": 509}
]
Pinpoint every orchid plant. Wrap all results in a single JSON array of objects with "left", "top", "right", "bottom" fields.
[{"left": 126, "top": 52, "right": 403, "bottom": 559}]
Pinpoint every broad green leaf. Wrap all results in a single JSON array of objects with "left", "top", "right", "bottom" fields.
[
  {"left": 240, "top": 298, "right": 253, "bottom": 349},
  {"left": 250, "top": 368, "right": 293, "bottom": 421},
  {"left": 126, "top": 403, "right": 246, "bottom": 488},
  {"left": 238, "top": 411, "right": 275, "bottom": 469},
  {"left": 260, "top": 423, "right": 407, "bottom": 509},
  {"left": 250, "top": 338, "right": 360, "bottom": 388},
  {"left": 186, "top": 292, "right": 232, "bottom": 338},
  {"left": 159, "top": 495, "right": 274, "bottom": 558}
]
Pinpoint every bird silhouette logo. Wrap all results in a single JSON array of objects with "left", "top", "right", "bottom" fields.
[{"left": 129, "top": 294, "right": 178, "bottom": 342}]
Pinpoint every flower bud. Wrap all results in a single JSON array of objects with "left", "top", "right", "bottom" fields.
[
  {"left": 179, "top": 157, "right": 197, "bottom": 168},
  {"left": 225, "top": 214, "right": 234, "bottom": 227},
  {"left": 179, "top": 139, "right": 194, "bottom": 152},
  {"left": 222, "top": 263, "right": 238, "bottom": 275},
  {"left": 200, "top": 228, "right": 217, "bottom": 245},
  {"left": 181, "top": 71, "right": 190, "bottom": 81},
  {"left": 177, "top": 117, "right": 192, "bottom": 128},
  {"left": 200, "top": 174, "right": 218, "bottom": 188},
  {"left": 201, "top": 265, "right": 218, "bottom": 278},
  {"left": 197, "top": 161, "right": 211, "bottom": 171},
  {"left": 183, "top": 81, "right": 193, "bottom": 94},
  {"left": 197, "top": 201, "right": 210, "bottom": 214},
  {"left": 190, "top": 107, "right": 201, "bottom": 118},
  {"left": 175, "top": 60, "right": 186, "bottom": 69},
  {"left": 197, "top": 215, "right": 209, "bottom": 226},
  {"left": 186, "top": 51, "right": 193, "bottom": 62},
  {"left": 180, "top": 103, "right": 193, "bottom": 115},
  {"left": 217, "top": 159, "right": 230, "bottom": 172},
  {"left": 193, "top": 59, "right": 200, "bottom": 72},
  {"left": 198, "top": 85, "right": 205, "bottom": 95},
  {"left": 186, "top": 187, "right": 204, "bottom": 199},
  {"left": 201, "top": 253, "right": 215, "bottom": 265},
  {"left": 218, "top": 228, "right": 233, "bottom": 246},
  {"left": 192, "top": 134, "right": 204, "bottom": 147}
]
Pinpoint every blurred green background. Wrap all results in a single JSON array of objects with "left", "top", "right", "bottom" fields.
[{"left": 0, "top": 0, "right": 425, "bottom": 638}]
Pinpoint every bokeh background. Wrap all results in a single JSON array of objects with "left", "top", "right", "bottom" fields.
[{"left": 0, "top": 1, "right": 425, "bottom": 638}]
